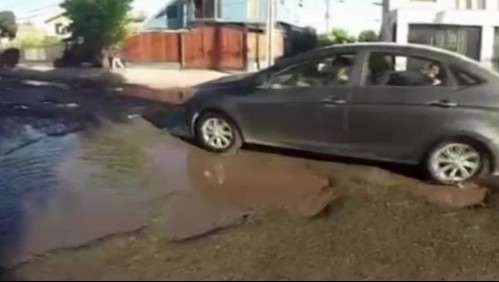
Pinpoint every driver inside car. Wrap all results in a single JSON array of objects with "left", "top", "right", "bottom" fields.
[
  {"left": 317, "top": 56, "right": 354, "bottom": 85},
  {"left": 422, "top": 62, "right": 443, "bottom": 86}
]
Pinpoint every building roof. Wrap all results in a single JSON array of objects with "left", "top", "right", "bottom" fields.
[{"left": 44, "top": 12, "right": 67, "bottom": 23}]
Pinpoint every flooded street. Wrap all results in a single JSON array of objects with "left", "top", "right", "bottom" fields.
[
  {"left": 0, "top": 114, "right": 336, "bottom": 266},
  {"left": 2, "top": 78, "right": 499, "bottom": 280}
]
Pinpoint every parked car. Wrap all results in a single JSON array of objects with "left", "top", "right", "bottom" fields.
[{"left": 171, "top": 43, "right": 499, "bottom": 185}]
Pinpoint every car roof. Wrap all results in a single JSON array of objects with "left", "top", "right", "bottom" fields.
[
  {"left": 324, "top": 42, "right": 469, "bottom": 59},
  {"left": 325, "top": 42, "right": 480, "bottom": 65},
  {"left": 272, "top": 42, "right": 499, "bottom": 81}
]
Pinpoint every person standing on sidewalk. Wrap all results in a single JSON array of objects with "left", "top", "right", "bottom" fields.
[{"left": 110, "top": 45, "right": 125, "bottom": 69}]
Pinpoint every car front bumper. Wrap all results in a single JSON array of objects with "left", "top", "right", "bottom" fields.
[
  {"left": 165, "top": 105, "right": 194, "bottom": 139},
  {"left": 485, "top": 137, "right": 499, "bottom": 176},
  {"left": 167, "top": 123, "right": 193, "bottom": 138},
  {"left": 164, "top": 104, "right": 196, "bottom": 139}
]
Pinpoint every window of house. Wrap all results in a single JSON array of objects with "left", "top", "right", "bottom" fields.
[
  {"left": 366, "top": 53, "right": 448, "bottom": 87},
  {"left": 455, "top": 0, "right": 486, "bottom": 9},
  {"left": 54, "top": 23, "right": 68, "bottom": 35},
  {"left": 193, "top": 0, "right": 219, "bottom": 19},
  {"left": 494, "top": 27, "right": 499, "bottom": 71},
  {"left": 270, "top": 54, "right": 357, "bottom": 88},
  {"left": 248, "top": 0, "right": 260, "bottom": 20},
  {"left": 167, "top": 6, "right": 178, "bottom": 19},
  {"left": 477, "top": 0, "right": 486, "bottom": 9},
  {"left": 155, "top": 5, "right": 178, "bottom": 19},
  {"left": 55, "top": 23, "right": 64, "bottom": 35},
  {"left": 408, "top": 24, "right": 481, "bottom": 60}
]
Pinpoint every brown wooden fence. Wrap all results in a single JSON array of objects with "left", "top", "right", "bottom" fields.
[
  {"left": 125, "top": 32, "right": 181, "bottom": 63},
  {"left": 125, "top": 26, "right": 283, "bottom": 71}
]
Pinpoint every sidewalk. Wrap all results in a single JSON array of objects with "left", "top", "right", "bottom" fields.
[
  {"left": 0, "top": 65, "right": 230, "bottom": 89},
  {"left": 0, "top": 65, "right": 232, "bottom": 103}
]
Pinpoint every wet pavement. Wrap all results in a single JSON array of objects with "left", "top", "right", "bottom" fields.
[
  {"left": 1, "top": 78, "right": 499, "bottom": 280},
  {"left": 0, "top": 78, "right": 341, "bottom": 270}
]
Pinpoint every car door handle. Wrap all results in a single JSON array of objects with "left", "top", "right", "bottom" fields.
[
  {"left": 427, "top": 100, "right": 458, "bottom": 108},
  {"left": 322, "top": 96, "right": 347, "bottom": 105}
]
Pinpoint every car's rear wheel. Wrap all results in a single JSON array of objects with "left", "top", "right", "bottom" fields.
[
  {"left": 426, "top": 141, "right": 488, "bottom": 185},
  {"left": 196, "top": 112, "right": 242, "bottom": 154}
]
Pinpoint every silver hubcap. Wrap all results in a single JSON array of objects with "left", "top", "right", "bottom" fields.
[
  {"left": 430, "top": 143, "right": 481, "bottom": 183},
  {"left": 201, "top": 118, "right": 234, "bottom": 150}
]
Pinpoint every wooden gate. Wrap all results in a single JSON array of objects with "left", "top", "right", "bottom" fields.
[
  {"left": 125, "top": 32, "right": 181, "bottom": 63},
  {"left": 183, "top": 26, "right": 245, "bottom": 70}
]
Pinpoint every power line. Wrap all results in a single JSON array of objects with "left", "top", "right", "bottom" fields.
[
  {"left": 17, "top": 7, "right": 62, "bottom": 21},
  {"left": 24, "top": 3, "right": 61, "bottom": 15},
  {"left": 0, "top": 0, "right": 59, "bottom": 13},
  {"left": 0, "top": 0, "right": 39, "bottom": 11}
]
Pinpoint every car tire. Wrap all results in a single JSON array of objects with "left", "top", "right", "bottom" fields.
[
  {"left": 426, "top": 139, "right": 489, "bottom": 185},
  {"left": 195, "top": 112, "right": 242, "bottom": 154}
]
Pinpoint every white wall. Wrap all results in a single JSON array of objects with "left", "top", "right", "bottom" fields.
[
  {"left": 388, "top": 0, "right": 454, "bottom": 10},
  {"left": 388, "top": 0, "right": 499, "bottom": 11},
  {"left": 385, "top": 0, "right": 499, "bottom": 67},
  {"left": 41, "top": 22, "right": 57, "bottom": 37}
]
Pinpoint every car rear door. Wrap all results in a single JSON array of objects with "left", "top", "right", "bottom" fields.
[
  {"left": 347, "top": 51, "right": 459, "bottom": 163},
  {"left": 234, "top": 52, "right": 360, "bottom": 152}
]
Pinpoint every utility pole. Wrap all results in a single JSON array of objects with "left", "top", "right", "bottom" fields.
[
  {"left": 266, "top": 0, "right": 276, "bottom": 67},
  {"left": 325, "top": 0, "right": 331, "bottom": 34},
  {"left": 376, "top": 0, "right": 390, "bottom": 41}
]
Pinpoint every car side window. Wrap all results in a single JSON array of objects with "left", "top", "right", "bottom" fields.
[
  {"left": 270, "top": 54, "right": 356, "bottom": 89},
  {"left": 367, "top": 52, "right": 448, "bottom": 87}
]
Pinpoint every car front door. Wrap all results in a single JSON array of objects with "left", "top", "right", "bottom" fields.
[
  {"left": 348, "top": 51, "right": 458, "bottom": 163},
  {"left": 235, "top": 52, "right": 360, "bottom": 152}
]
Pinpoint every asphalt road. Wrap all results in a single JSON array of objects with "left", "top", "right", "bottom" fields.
[{"left": 1, "top": 78, "right": 499, "bottom": 281}]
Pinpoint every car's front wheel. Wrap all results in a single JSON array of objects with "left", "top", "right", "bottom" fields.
[
  {"left": 195, "top": 112, "right": 242, "bottom": 154},
  {"left": 426, "top": 141, "right": 488, "bottom": 185}
]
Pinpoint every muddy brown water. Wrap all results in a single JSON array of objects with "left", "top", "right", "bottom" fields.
[{"left": 0, "top": 116, "right": 336, "bottom": 268}]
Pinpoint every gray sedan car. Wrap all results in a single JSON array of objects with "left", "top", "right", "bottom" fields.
[{"left": 172, "top": 43, "right": 499, "bottom": 185}]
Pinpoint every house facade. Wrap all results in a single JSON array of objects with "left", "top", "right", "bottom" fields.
[
  {"left": 381, "top": 0, "right": 499, "bottom": 69},
  {"left": 144, "top": 0, "right": 304, "bottom": 30},
  {"left": 43, "top": 13, "right": 71, "bottom": 38}
]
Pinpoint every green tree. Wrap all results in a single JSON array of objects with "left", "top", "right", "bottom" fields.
[
  {"left": 358, "top": 30, "right": 378, "bottom": 42},
  {"left": 61, "top": 0, "right": 133, "bottom": 62},
  {"left": 0, "top": 11, "right": 17, "bottom": 38},
  {"left": 328, "top": 28, "right": 356, "bottom": 45}
]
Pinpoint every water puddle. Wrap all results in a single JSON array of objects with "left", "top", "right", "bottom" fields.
[
  {"left": 150, "top": 142, "right": 334, "bottom": 241},
  {"left": 0, "top": 117, "right": 334, "bottom": 268}
]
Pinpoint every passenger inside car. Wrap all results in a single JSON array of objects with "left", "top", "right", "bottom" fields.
[
  {"left": 422, "top": 62, "right": 443, "bottom": 86},
  {"left": 332, "top": 56, "right": 354, "bottom": 85},
  {"left": 315, "top": 56, "right": 354, "bottom": 85},
  {"left": 367, "top": 53, "right": 447, "bottom": 87}
]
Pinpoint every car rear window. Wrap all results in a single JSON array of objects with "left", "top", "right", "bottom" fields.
[
  {"left": 451, "top": 68, "right": 483, "bottom": 86},
  {"left": 366, "top": 52, "right": 448, "bottom": 87}
]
